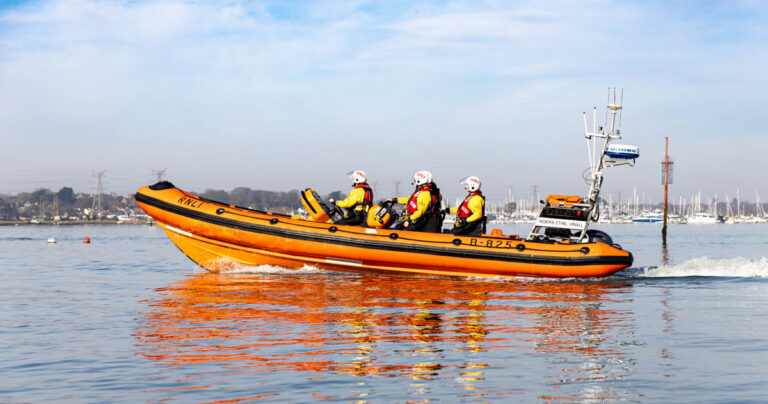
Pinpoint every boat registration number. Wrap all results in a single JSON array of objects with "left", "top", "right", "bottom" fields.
[{"left": 468, "top": 238, "right": 515, "bottom": 249}]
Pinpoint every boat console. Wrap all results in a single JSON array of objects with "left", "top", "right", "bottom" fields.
[
  {"left": 529, "top": 195, "right": 592, "bottom": 242},
  {"left": 300, "top": 188, "right": 344, "bottom": 223}
]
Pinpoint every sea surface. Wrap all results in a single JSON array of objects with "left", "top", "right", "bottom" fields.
[{"left": 1, "top": 223, "right": 767, "bottom": 403}]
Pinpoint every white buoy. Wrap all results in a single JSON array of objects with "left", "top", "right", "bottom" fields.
[{"left": 47, "top": 237, "right": 56, "bottom": 243}]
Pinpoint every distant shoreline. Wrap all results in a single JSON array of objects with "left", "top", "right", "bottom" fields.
[{"left": 0, "top": 220, "right": 155, "bottom": 226}]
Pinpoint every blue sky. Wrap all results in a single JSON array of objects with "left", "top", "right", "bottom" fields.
[{"left": 1, "top": 0, "right": 767, "bottom": 205}]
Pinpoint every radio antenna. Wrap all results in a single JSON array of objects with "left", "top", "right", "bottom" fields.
[
  {"left": 618, "top": 88, "right": 624, "bottom": 128},
  {"left": 592, "top": 107, "right": 598, "bottom": 171},
  {"left": 604, "top": 87, "right": 610, "bottom": 129}
]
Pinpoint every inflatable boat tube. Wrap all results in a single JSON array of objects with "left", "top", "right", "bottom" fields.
[{"left": 135, "top": 183, "right": 634, "bottom": 278}]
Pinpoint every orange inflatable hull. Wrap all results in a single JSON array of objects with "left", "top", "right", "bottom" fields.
[{"left": 135, "top": 183, "right": 632, "bottom": 278}]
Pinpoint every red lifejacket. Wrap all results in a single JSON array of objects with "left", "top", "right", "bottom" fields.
[
  {"left": 406, "top": 183, "right": 440, "bottom": 215},
  {"left": 458, "top": 191, "right": 484, "bottom": 219},
  {"left": 354, "top": 182, "right": 373, "bottom": 211}
]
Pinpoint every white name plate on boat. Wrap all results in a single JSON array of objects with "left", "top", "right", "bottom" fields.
[{"left": 535, "top": 217, "right": 585, "bottom": 230}]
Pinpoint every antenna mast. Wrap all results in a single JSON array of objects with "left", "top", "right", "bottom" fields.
[
  {"left": 91, "top": 170, "right": 105, "bottom": 218},
  {"left": 152, "top": 169, "right": 167, "bottom": 183},
  {"left": 527, "top": 89, "right": 638, "bottom": 242},
  {"left": 585, "top": 90, "right": 623, "bottom": 206}
]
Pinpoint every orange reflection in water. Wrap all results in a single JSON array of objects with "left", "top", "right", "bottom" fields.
[{"left": 135, "top": 272, "right": 634, "bottom": 401}]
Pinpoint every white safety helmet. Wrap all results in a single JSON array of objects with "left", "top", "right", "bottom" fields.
[
  {"left": 412, "top": 170, "right": 432, "bottom": 187},
  {"left": 347, "top": 170, "right": 367, "bottom": 185},
  {"left": 460, "top": 176, "right": 481, "bottom": 192}
]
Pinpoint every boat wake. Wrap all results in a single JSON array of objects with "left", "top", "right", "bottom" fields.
[
  {"left": 207, "top": 259, "right": 325, "bottom": 275},
  {"left": 195, "top": 257, "right": 768, "bottom": 280},
  {"left": 632, "top": 257, "right": 768, "bottom": 278}
]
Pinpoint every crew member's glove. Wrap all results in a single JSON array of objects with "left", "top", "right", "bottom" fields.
[
  {"left": 442, "top": 208, "right": 451, "bottom": 215},
  {"left": 388, "top": 198, "right": 396, "bottom": 204}
]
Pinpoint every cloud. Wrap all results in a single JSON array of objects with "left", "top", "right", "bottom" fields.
[{"left": 0, "top": 0, "right": 767, "bottom": 201}]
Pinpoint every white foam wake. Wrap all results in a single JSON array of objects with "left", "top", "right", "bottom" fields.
[
  {"left": 198, "top": 257, "right": 768, "bottom": 279},
  {"left": 640, "top": 257, "right": 768, "bottom": 278},
  {"left": 220, "top": 262, "right": 323, "bottom": 275}
]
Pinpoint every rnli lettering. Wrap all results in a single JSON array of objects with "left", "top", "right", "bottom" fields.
[
  {"left": 177, "top": 196, "right": 205, "bottom": 209},
  {"left": 468, "top": 238, "right": 514, "bottom": 249}
]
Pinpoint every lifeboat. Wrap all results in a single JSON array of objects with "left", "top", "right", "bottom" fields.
[{"left": 134, "top": 181, "right": 632, "bottom": 278}]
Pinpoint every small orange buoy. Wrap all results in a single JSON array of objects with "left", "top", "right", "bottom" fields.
[{"left": 83, "top": 237, "right": 91, "bottom": 244}]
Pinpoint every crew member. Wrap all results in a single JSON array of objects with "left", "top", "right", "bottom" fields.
[
  {"left": 388, "top": 170, "right": 443, "bottom": 232},
  {"left": 329, "top": 170, "right": 373, "bottom": 226},
  {"left": 445, "top": 176, "right": 486, "bottom": 235}
]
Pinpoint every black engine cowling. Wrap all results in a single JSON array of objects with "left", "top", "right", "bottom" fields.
[{"left": 586, "top": 229, "right": 614, "bottom": 246}]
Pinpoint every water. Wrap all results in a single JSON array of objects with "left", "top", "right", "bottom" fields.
[{"left": 1, "top": 224, "right": 767, "bottom": 403}]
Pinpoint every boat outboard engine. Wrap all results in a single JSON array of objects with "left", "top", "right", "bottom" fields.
[{"left": 586, "top": 229, "right": 614, "bottom": 246}]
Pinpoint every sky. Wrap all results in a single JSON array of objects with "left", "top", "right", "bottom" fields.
[{"left": 1, "top": 0, "right": 767, "bottom": 204}]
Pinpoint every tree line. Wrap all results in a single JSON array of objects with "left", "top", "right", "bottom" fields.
[
  {"left": 0, "top": 187, "right": 134, "bottom": 220},
  {"left": 197, "top": 187, "right": 343, "bottom": 214},
  {"left": 0, "top": 186, "right": 340, "bottom": 220}
]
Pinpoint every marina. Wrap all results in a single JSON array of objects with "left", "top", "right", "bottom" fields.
[{"left": 488, "top": 191, "right": 768, "bottom": 225}]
